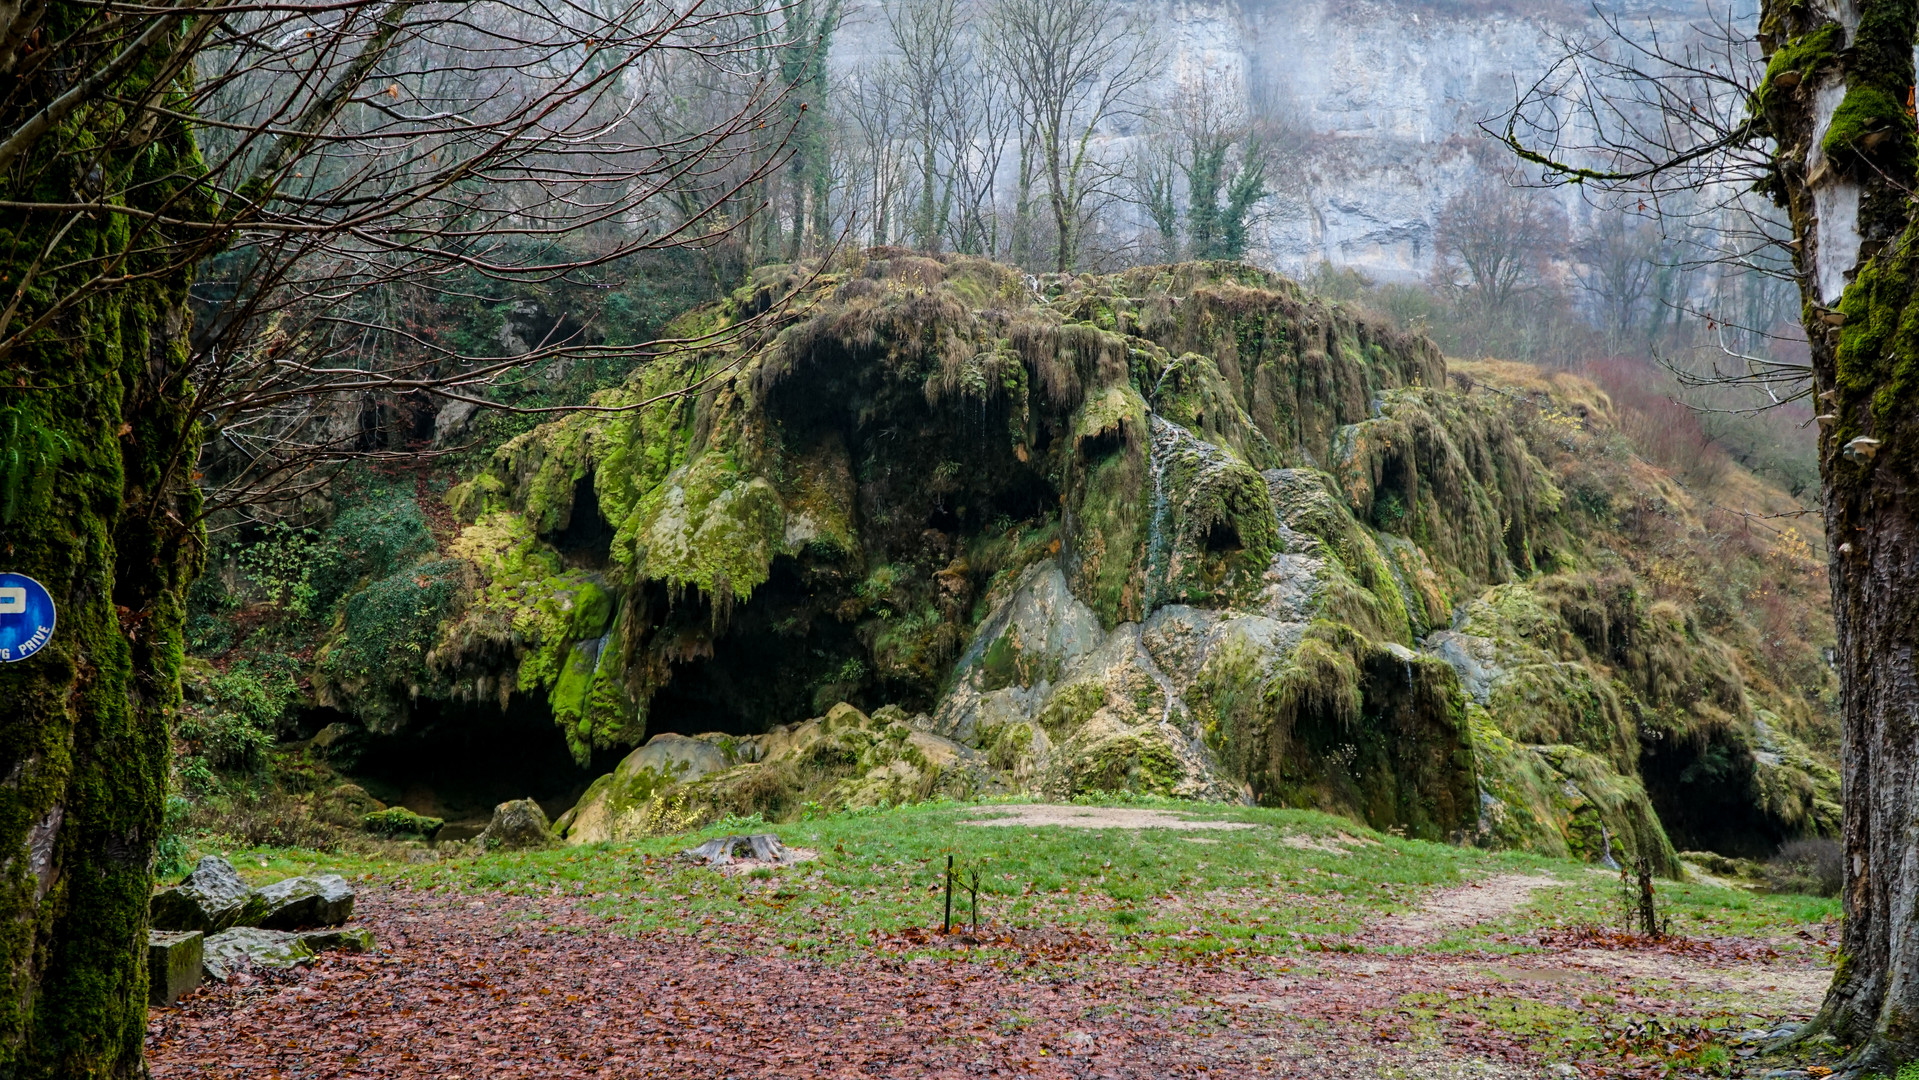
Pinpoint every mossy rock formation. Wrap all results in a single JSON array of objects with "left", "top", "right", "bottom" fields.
[{"left": 296, "top": 253, "right": 1836, "bottom": 871}]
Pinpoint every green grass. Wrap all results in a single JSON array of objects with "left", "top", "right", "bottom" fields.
[{"left": 194, "top": 797, "right": 1839, "bottom": 964}]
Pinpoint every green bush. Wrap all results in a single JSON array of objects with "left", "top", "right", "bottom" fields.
[
  {"left": 323, "top": 558, "right": 466, "bottom": 691},
  {"left": 176, "top": 658, "right": 301, "bottom": 783}
]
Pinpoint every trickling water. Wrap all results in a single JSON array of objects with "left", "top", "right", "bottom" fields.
[
  {"left": 1142, "top": 415, "right": 1236, "bottom": 617},
  {"left": 1144, "top": 416, "right": 1175, "bottom": 614},
  {"left": 1149, "top": 356, "right": 1184, "bottom": 407}
]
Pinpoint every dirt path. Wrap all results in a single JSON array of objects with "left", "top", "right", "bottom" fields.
[
  {"left": 1376, "top": 873, "right": 1568, "bottom": 942},
  {"left": 958, "top": 805, "right": 1260, "bottom": 830},
  {"left": 146, "top": 886, "right": 1830, "bottom": 1080}
]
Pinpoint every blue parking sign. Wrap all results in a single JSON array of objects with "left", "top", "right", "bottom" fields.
[{"left": 0, "top": 573, "right": 56, "bottom": 662}]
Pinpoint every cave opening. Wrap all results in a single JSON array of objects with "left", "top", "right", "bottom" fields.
[
  {"left": 1203, "top": 518, "right": 1243, "bottom": 553},
  {"left": 641, "top": 559, "right": 877, "bottom": 738},
  {"left": 1639, "top": 732, "right": 1786, "bottom": 858},
  {"left": 319, "top": 695, "right": 623, "bottom": 835},
  {"left": 552, "top": 471, "right": 615, "bottom": 568}
]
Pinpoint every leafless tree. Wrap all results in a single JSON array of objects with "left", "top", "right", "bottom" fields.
[
  {"left": 983, "top": 0, "right": 1155, "bottom": 272},
  {"left": 1128, "top": 70, "right": 1275, "bottom": 264},
  {"left": 4, "top": 0, "right": 825, "bottom": 520},
  {"left": 1430, "top": 180, "right": 1568, "bottom": 315},
  {"left": 1573, "top": 212, "right": 1666, "bottom": 347}
]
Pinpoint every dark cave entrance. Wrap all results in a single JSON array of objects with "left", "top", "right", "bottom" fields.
[
  {"left": 639, "top": 558, "right": 879, "bottom": 738},
  {"left": 317, "top": 696, "right": 624, "bottom": 836},
  {"left": 551, "top": 471, "right": 615, "bottom": 568},
  {"left": 1639, "top": 732, "right": 1787, "bottom": 858}
]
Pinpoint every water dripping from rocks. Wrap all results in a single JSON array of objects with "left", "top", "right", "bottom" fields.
[{"left": 1144, "top": 415, "right": 1176, "bottom": 614}]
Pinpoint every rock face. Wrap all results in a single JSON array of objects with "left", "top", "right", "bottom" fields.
[
  {"left": 256, "top": 875, "right": 355, "bottom": 930},
  {"left": 150, "top": 856, "right": 264, "bottom": 933},
  {"left": 828, "top": 1, "right": 1705, "bottom": 281},
  {"left": 557, "top": 704, "right": 998, "bottom": 843},
  {"left": 148, "top": 931, "right": 204, "bottom": 1005},
  {"left": 309, "top": 254, "right": 1836, "bottom": 867},
  {"left": 478, "top": 799, "right": 554, "bottom": 850},
  {"left": 201, "top": 928, "right": 315, "bottom": 980}
]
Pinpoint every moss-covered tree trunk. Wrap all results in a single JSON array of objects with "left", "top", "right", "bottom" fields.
[
  {"left": 1757, "top": 1, "right": 1919, "bottom": 1068},
  {"left": 0, "top": 5, "right": 205, "bottom": 1076}
]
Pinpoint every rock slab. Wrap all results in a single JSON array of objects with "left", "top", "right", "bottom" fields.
[
  {"left": 203, "top": 928, "right": 314, "bottom": 980},
  {"left": 148, "top": 930, "right": 203, "bottom": 1005},
  {"left": 256, "top": 874, "right": 355, "bottom": 929},
  {"left": 478, "top": 799, "right": 553, "bottom": 851},
  {"left": 201, "top": 926, "right": 375, "bottom": 980},
  {"left": 150, "top": 856, "right": 264, "bottom": 933}
]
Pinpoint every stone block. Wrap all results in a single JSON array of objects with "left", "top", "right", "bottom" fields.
[{"left": 148, "top": 930, "right": 203, "bottom": 1005}]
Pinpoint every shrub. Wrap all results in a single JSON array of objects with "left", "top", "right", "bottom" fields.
[
  {"left": 197, "top": 792, "right": 345, "bottom": 851},
  {"left": 176, "top": 658, "right": 301, "bottom": 781},
  {"left": 1766, "top": 837, "right": 1843, "bottom": 897}
]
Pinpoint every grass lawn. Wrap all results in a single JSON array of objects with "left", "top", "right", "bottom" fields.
[{"left": 192, "top": 796, "right": 1838, "bottom": 964}]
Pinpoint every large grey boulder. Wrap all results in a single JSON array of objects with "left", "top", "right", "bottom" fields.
[
  {"left": 150, "top": 857, "right": 263, "bottom": 933},
  {"left": 477, "top": 798, "right": 553, "bottom": 851},
  {"left": 256, "top": 874, "right": 355, "bottom": 929},
  {"left": 148, "top": 931, "right": 204, "bottom": 1005}
]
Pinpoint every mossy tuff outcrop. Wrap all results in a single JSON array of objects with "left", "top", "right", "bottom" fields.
[{"left": 289, "top": 251, "right": 1835, "bottom": 869}]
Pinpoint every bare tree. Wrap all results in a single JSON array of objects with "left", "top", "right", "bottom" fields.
[
  {"left": 1130, "top": 71, "right": 1272, "bottom": 263},
  {"left": 0, "top": 1, "right": 808, "bottom": 1073},
  {"left": 885, "top": 0, "right": 963, "bottom": 251},
  {"left": 1573, "top": 212, "right": 1666, "bottom": 347},
  {"left": 984, "top": 0, "right": 1154, "bottom": 272},
  {"left": 1430, "top": 181, "right": 1567, "bottom": 315}
]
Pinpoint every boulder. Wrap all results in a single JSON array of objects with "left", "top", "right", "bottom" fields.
[
  {"left": 202, "top": 928, "right": 315, "bottom": 980},
  {"left": 554, "top": 734, "right": 743, "bottom": 843},
  {"left": 202, "top": 925, "right": 372, "bottom": 979},
  {"left": 150, "top": 856, "right": 263, "bottom": 933},
  {"left": 477, "top": 798, "right": 553, "bottom": 851},
  {"left": 256, "top": 874, "right": 355, "bottom": 929},
  {"left": 148, "top": 931, "right": 203, "bottom": 1005},
  {"left": 362, "top": 806, "right": 444, "bottom": 839}
]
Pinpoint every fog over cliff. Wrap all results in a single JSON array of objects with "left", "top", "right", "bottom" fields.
[{"left": 836, "top": 0, "right": 1740, "bottom": 281}]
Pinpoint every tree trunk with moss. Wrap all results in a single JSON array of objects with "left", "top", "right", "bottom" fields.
[
  {"left": 1756, "top": 1, "right": 1919, "bottom": 1068},
  {"left": 0, "top": 5, "right": 205, "bottom": 1076}
]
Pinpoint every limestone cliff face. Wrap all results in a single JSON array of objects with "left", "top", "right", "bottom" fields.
[
  {"left": 830, "top": 0, "right": 1712, "bottom": 279},
  {"left": 298, "top": 251, "right": 1832, "bottom": 867}
]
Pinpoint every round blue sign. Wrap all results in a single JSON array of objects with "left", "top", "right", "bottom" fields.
[{"left": 0, "top": 573, "right": 56, "bottom": 662}]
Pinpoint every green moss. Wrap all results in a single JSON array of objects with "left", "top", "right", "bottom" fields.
[
  {"left": 1758, "top": 22, "right": 1843, "bottom": 102},
  {"left": 1063, "top": 731, "right": 1184, "bottom": 796},
  {"left": 362, "top": 807, "right": 444, "bottom": 839},
  {"left": 317, "top": 560, "right": 469, "bottom": 731},
  {"left": 1036, "top": 681, "right": 1107, "bottom": 732},
  {"left": 624, "top": 455, "right": 785, "bottom": 609},
  {"left": 1820, "top": 82, "right": 1917, "bottom": 173}
]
